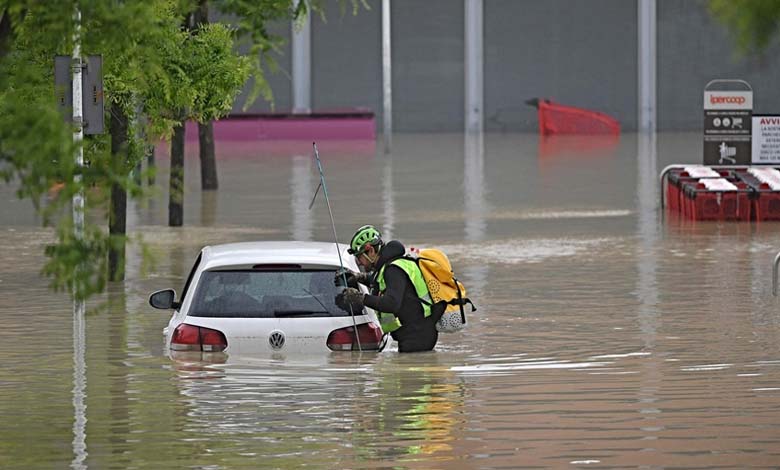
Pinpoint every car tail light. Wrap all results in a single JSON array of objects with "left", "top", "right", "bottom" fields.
[
  {"left": 327, "top": 323, "right": 383, "bottom": 351},
  {"left": 170, "top": 324, "right": 228, "bottom": 352}
]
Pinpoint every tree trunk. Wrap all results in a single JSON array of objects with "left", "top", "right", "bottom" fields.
[
  {"left": 147, "top": 143, "right": 155, "bottom": 185},
  {"left": 0, "top": 9, "right": 15, "bottom": 59},
  {"left": 198, "top": 121, "right": 218, "bottom": 190},
  {"left": 169, "top": 122, "right": 185, "bottom": 227},
  {"left": 192, "top": 1, "right": 218, "bottom": 191},
  {"left": 109, "top": 107, "right": 129, "bottom": 281}
]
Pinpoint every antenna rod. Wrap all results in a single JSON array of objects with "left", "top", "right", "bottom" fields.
[{"left": 312, "top": 143, "right": 362, "bottom": 351}]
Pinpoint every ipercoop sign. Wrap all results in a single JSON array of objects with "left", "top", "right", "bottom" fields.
[
  {"left": 704, "top": 91, "right": 753, "bottom": 110},
  {"left": 703, "top": 90, "right": 752, "bottom": 165}
]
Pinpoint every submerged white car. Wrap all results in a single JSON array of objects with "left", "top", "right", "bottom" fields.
[{"left": 149, "top": 241, "right": 383, "bottom": 356}]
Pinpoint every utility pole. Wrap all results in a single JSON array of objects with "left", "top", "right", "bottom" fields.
[
  {"left": 70, "top": 7, "right": 88, "bottom": 470},
  {"left": 464, "top": 0, "right": 483, "bottom": 134},
  {"left": 382, "top": 0, "right": 392, "bottom": 153},
  {"left": 292, "top": 0, "right": 311, "bottom": 114},
  {"left": 638, "top": 0, "right": 656, "bottom": 133}
]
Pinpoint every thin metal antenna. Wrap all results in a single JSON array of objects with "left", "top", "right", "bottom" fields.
[{"left": 311, "top": 143, "right": 362, "bottom": 351}]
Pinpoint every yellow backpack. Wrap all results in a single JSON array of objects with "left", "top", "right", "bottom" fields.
[{"left": 408, "top": 248, "right": 476, "bottom": 333}]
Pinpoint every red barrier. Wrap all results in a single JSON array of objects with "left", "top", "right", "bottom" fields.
[{"left": 531, "top": 99, "right": 620, "bottom": 136}]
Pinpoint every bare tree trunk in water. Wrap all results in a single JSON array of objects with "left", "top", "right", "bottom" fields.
[
  {"left": 169, "top": 123, "right": 185, "bottom": 226},
  {"left": 193, "top": 1, "right": 218, "bottom": 190},
  {"left": 199, "top": 120, "right": 217, "bottom": 190},
  {"left": 109, "top": 107, "right": 129, "bottom": 281}
]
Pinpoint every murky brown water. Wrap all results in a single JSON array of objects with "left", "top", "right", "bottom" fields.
[{"left": 2, "top": 132, "right": 780, "bottom": 469}]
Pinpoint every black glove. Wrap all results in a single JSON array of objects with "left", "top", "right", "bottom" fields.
[
  {"left": 334, "top": 268, "right": 370, "bottom": 288},
  {"left": 335, "top": 287, "right": 365, "bottom": 312}
]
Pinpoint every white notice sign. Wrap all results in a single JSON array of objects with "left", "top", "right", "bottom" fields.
[{"left": 752, "top": 115, "right": 780, "bottom": 164}]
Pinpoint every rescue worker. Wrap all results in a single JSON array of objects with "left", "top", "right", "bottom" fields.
[{"left": 335, "top": 225, "right": 440, "bottom": 353}]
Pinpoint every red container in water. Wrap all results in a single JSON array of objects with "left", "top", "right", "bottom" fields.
[
  {"left": 730, "top": 169, "right": 780, "bottom": 221},
  {"left": 666, "top": 168, "right": 728, "bottom": 214},
  {"left": 680, "top": 180, "right": 751, "bottom": 221},
  {"left": 753, "top": 187, "right": 780, "bottom": 221}
]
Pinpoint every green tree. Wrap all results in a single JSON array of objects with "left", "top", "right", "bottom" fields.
[
  {"left": 0, "top": 0, "right": 365, "bottom": 300},
  {"left": 709, "top": 0, "right": 780, "bottom": 54},
  {"left": 187, "top": 0, "right": 368, "bottom": 192},
  {"left": 158, "top": 21, "right": 250, "bottom": 226},
  {"left": 0, "top": 0, "right": 247, "bottom": 297}
]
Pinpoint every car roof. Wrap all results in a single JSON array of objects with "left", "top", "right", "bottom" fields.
[{"left": 199, "top": 241, "right": 354, "bottom": 270}]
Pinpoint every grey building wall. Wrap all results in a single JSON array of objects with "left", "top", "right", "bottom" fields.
[
  {"left": 312, "top": 1, "right": 382, "bottom": 117},
  {"left": 658, "top": 0, "right": 780, "bottom": 130},
  {"left": 484, "top": 0, "right": 636, "bottom": 132},
  {"left": 392, "top": 0, "right": 465, "bottom": 132},
  {"left": 232, "top": 19, "right": 293, "bottom": 113},
  {"left": 227, "top": 0, "right": 780, "bottom": 132}
]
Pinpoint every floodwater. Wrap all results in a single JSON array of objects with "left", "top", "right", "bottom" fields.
[{"left": 2, "top": 132, "right": 780, "bottom": 469}]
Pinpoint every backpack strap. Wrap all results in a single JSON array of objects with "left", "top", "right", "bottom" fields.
[{"left": 452, "top": 276, "right": 476, "bottom": 324}]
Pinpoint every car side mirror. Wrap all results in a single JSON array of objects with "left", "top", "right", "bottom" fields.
[{"left": 149, "top": 289, "right": 180, "bottom": 310}]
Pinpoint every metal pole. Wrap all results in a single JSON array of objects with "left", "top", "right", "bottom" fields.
[
  {"left": 71, "top": 8, "right": 88, "bottom": 469},
  {"left": 72, "top": 15, "right": 84, "bottom": 237},
  {"left": 638, "top": 0, "right": 656, "bottom": 132},
  {"left": 311, "top": 143, "right": 361, "bottom": 351},
  {"left": 292, "top": 2, "right": 311, "bottom": 114},
  {"left": 464, "top": 0, "right": 483, "bottom": 134},
  {"left": 382, "top": 0, "right": 392, "bottom": 153}
]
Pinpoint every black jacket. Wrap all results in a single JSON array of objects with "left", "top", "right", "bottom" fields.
[{"left": 362, "top": 240, "right": 438, "bottom": 353}]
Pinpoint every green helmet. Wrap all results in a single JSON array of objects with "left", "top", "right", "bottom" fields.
[{"left": 349, "top": 225, "right": 383, "bottom": 255}]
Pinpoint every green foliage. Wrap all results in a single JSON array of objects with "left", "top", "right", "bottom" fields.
[
  {"left": 189, "top": 24, "right": 252, "bottom": 120},
  {"left": 0, "top": 10, "right": 76, "bottom": 224},
  {"left": 709, "top": 0, "right": 780, "bottom": 54},
  {"left": 1, "top": 0, "right": 367, "bottom": 301},
  {"left": 1, "top": 0, "right": 248, "bottom": 301},
  {"left": 177, "top": 23, "right": 251, "bottom": 123},
  {"left": 43, "top": 219, "right": 109, "bottom": 301}
]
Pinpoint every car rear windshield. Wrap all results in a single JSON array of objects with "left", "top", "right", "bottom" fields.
[{"left": 189, "top": 269, "right": 359, "bottom": 318}]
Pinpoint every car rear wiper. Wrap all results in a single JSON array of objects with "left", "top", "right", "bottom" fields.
[
  {"left": 273, "top": 310, "right": 329, "bottom": 317},
  {"left": 301, "top": 287, "right": 332, "bottom": 313}
]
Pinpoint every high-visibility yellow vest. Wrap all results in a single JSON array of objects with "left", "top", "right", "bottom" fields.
[{"left": 376, "top": 258, "right": 432, "bottom": 334}]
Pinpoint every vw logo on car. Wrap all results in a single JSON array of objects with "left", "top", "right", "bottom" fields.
[{"left": 268, "top": 330, "right": 286, "bottom": 350}]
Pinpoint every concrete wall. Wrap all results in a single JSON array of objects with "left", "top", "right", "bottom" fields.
[
  {"left": 227, "top": 0, "right": 780, "bottom": 132},
  {"left": 658, "top": 0, "right": 780, "bottom": 129},
  {"left": 484, "top": 0, "right": 636, "bottom": 132}
]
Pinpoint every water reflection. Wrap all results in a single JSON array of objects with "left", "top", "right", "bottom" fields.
[
  {"left": 200, "top": 190, "right": 218, "bottom": 227},
  {"left": 363, "top": 356, "right": 465, "bottom": 463},
  {"left": 636, "top": 131, "right": 663, "bottom": 442},
  {"left": 168, "top": 353, "right": 466, "bottom": 467},
  {"left": 71, "top": 300, "right": 88, "bottom": 470},
  {"left": 290, "top": 154, "right": 313, "bottom": 241},
  {"left": 537, "top": 134, "right": 620, "bottom": 159},
  {"left": 462, "top": 132, "right": 489, "bottom": 311}
]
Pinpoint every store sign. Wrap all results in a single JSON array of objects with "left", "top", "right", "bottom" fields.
[
  {"left": 703, "top": 89, "right": 752, "bottom": 165},
  {"left": 751, "top": 115, "right": 780, "bottom": 164}
]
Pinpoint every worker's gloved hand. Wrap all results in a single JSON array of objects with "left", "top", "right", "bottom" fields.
[
  {"left": 335, "top": 287, "right": 365, "bottom": 312},
  {"left": 334, "top": 268, "right": 370, "bottom": 288}
]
